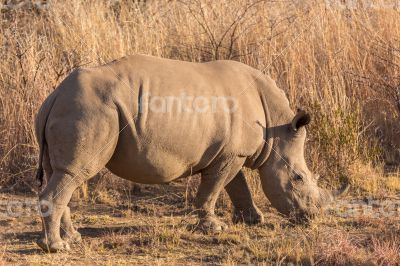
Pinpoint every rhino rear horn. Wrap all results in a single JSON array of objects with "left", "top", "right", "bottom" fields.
[{"left": 291, "top": 109, "right": 311, "bottom": 131}]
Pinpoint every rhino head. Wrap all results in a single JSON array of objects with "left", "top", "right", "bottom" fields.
[{"left": 259, "top": 110, "right": 349, "bottom": 222}]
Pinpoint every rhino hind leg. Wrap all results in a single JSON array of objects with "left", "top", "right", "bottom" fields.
[
  {"left": 195, "top": 156, "right": 245, "bottom": 232},
  {"left": 42, "top": 149, "right": 81, "bottom": 244},
  {"left": 37, "top": 171, "right": 81, "bottom": 252},
  {"left": 225, "top": 170, "right": 264, "bottom": 225}
]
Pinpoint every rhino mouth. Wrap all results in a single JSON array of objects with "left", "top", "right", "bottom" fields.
[{"left": 289, "top": 178, "right": 351, "bottom": 224}]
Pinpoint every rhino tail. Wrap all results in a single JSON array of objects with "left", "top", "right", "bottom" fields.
[{"left": 35, "top": 90, "right": 58, "bottom": 187}]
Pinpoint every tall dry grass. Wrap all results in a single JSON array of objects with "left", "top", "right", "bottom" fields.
[{"left": 0, "top": 0, "right": 399, "bottom": 192}]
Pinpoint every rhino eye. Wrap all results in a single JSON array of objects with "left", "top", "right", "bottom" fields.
[{"left": 293, "top": 174, "right": 303, "bottom": 182}]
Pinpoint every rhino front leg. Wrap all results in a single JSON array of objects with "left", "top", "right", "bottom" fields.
[
  {"left": 225, "top": 170, "right": 264, "bottom": 225},
  {"left": 195, "top": 157, "right": 245, "bottom": 232},
  {"left": 60, "top": 206, "right": 81, "bottom": 243}
]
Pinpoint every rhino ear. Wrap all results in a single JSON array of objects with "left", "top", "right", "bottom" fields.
[{"left": 291, "top": 109, "right": 311, "bottom": 132}]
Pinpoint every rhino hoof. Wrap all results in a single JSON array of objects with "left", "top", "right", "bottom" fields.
[
  {"left": 63, "top": 231, "right": 82, "bottom": 243},
  {"left": 198, "top": 216, "right": 228, "bottom": 233},
  {"left": 36, "top": 238, "right": 70, "bottom": 253},
  {"left": 232, "top": 209, "right": 264, "bottom": 225}
]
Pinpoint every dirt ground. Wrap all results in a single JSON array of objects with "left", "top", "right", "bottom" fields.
[{"left": 0, "top": 180, "right": 399, "bottom": 265}]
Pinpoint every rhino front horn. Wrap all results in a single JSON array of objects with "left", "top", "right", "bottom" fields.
[
  {"left": 291, "top": 109, "right": 311, "bottom": 132},
  {"left": 320, "top": 178, "right": 350, "bottom": 206}
]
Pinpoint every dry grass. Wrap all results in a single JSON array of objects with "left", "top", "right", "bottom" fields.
[
  {"left": 0, "top": 0, "right": 399, "bottom": 191},
  {"left": 386, "top": 173, "right": 400, "bottom": 193},
  {"left": 1, "top": 0, "right": 400, "bottom": 264},
  {"left": 348, "top": 160, "right": 384, "bottom": 196},
  {"left": 347, "top": 159, "right": 400, "bottom": 196}
]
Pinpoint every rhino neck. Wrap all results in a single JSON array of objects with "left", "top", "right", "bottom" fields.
[
  {"left": 247, "top": 91, "right": 274, "bottom": 169},
  {"left": 249, "top": 81, "right": 295, "bottom": 169}
]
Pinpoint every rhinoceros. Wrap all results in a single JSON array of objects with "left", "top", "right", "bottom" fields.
[{"left": 34, "top": 54, "right": 348, "bottom": 252}]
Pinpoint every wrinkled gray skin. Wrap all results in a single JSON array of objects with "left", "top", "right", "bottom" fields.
[{"left": 34, "top": 54, "right": 346, "bottom": 252}]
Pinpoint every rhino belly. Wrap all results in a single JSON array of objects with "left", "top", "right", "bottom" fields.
[{"left": 106, "top": 141, "right": 195, "bottom": 184}]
